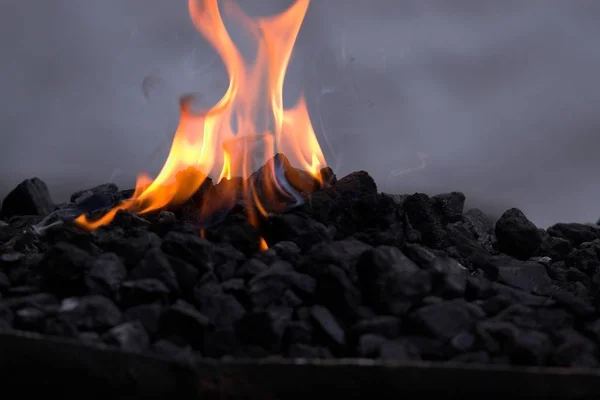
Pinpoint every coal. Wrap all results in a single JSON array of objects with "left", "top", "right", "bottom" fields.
[
  {"left": 2, "top": 168, "right": 600, "bottom": 370},
  {"left": 1, "top": 178, "right": 54, "bottom": 221}
]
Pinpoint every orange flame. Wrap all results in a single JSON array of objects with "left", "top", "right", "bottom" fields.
[{"left": 75, "top": 0, "right": 326, "bottom": 231}]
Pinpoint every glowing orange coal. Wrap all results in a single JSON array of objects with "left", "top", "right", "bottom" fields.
[{"left": 75, "top": 0, "right": 326, "bottom": 232}]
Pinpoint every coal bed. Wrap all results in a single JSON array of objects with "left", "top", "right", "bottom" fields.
[{"left": 2, "top": 165, "right": 600, "bottom": 398}]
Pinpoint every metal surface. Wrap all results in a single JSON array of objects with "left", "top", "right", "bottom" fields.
[{"left": 1, "top": 329, "right": 600, "bottom": 399}]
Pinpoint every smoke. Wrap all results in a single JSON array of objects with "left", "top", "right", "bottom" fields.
[{"left": 2, "top": 0, "right": 600, "bottom": 227}]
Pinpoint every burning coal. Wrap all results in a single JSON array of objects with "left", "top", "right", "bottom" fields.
[{"left": 75, "top": 0, "right": 327, "bottom": 232}]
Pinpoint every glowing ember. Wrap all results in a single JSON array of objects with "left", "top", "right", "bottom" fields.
[{"left": 75, "top": 0, "right": 326, "bottom": 231}]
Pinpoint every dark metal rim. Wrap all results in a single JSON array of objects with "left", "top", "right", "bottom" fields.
[{"left": 1, "top": 329, "right": 600, "bottom": 398}]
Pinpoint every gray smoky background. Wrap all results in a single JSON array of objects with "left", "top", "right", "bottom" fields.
[{"left": 1, "top": 0, "right": 600, "bottom": 228}]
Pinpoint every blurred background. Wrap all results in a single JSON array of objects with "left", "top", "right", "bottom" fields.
[{"left": 1, "top": 0, "right": 600, "bottom": 227}]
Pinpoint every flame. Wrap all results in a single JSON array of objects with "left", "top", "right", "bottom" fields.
[{"left": 76, "top": 0, "right": 326, "bottom": 231}]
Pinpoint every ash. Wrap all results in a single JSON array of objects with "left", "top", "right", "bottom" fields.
[{"left": 1, "top": 169, "right": 600, "bottom": 368}]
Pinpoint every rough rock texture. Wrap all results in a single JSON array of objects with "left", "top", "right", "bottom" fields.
[{"left": 1, "top": 170, "right": 600, "bottom": 369}]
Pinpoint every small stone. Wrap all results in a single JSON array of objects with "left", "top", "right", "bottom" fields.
[
  {"left": 310, "top": 305, "right": 345, "bottom": 351},
  {"left": 347, "top": 316, "right": 401, "bottom": 345},
  {"left": 357, "top": 334, "right": 387, "bottom": 358},
  {"left": 248, "top": 261, "right": 316, "bottom": 308},
  {"left": 547, "top": 223, "right": 600, "bottom": 247},
  {"left": 0, "top": 272, "right": 11, "bottom": 294},
  {"left": 357, "top": 246, "right": 431, "bottom": 314},
  {"left": 237, "top": 307, "right": 293, "bottom": 351},
  {"left": 130, "top": 249, "right": 180, "bottom": 295},
  {"left": 161, "top": 231, "right": 217, "bottom": 275},
  {"left": 123, "top": 303, "right": 164, "bottom": 338},
  {"left": 13, "top": 306, "right": 46, "bottom": 331},
  {"left": 411, "top": 299, "right": 481, "bottom": 341},
  {"left": 495, "top": 208, "right": 543, "bottom": 260},
  {"left": 119, "top": 278, "right": 170, "bottom": 308},
  {"left": 1, "top": 178, "right": 54, "bottom": 220},
  {"left": 84, "top": 252, "right": 127, "bottom": 297},
  {"left": 432, "top": 192, "right": 466, "bottom": 224},
  {"left": 158, "top": 299, "right": 212, "bottom": 350},
  {"left": 38, "top": 242, "right": 92, "bottom": 297},
  {"left": 103, "top": 321, "right": 150, "bottom": 352},
  {"left": 59, "top": 295, "right": 122, "bottom": 331}
]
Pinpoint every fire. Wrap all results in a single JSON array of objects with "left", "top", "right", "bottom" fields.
[{"left": 75, "top": 0, "right": 326, "bottom": 231}]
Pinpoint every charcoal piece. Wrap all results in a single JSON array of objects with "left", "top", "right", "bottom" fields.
[
  {"left": 432, "top": 192, "right": 466, "bottom": 224},
  {"left": 161, "top": 231, "right": 216, "bottom": 275},
  {"left": 356, "top": 246, "right": 431, "bottom": 314},
  {"left": 0, "top": 178, "right": 54, "bottom": 220},
  {"left": 131, "top": 248, "right": 180, "bottom": 296},
  {"left": 246, "top": 153, "right": 313, "bottom": 214},
  {"left": 465, "top": 274, "right": 494, "bottom": 300},
  {"left": 547, "top": 223, "right": 600, "bottom": 246},
  {"left": 402, "top": 244, "right": 439, "bottom": 267},
  {"left": 119, "top": 278, "right": 170, "bottom": 308},
  {"left": 311, "top": 264, "right": 361, "bottom": 323},
  {"left": 463, "top": 208, "right": 495, "bottom": 238},
  {"left": 551, "top": 329, "right": 598, "bottom": 367},
  {"left": 0, "top": 306, "right": 13, "bottom": 329},
  {"left": 331, "top": 194, "right": 400, "bottom": 241},
  {"left": 475, "top": 320, "right": 520, "bottom": 354},
  {"left": 193, "top": 283, "right": 245, "bottom": 329},
  {"left": 474, "top": 255, "right": 553, "bottom": 295},
  {"left": 379, "top": 339, "right": 421, "bottom": 361},
  {"left": 206, "top": 214, "right": 262, "bottom": 256},
  {"left": 79, "top": 332, "right": 102, "bottom": 344},
  {"left": 235, "top": 258, "right": 269, "bottom": 282},
  {"left": 152, "top": 339, "right": 195, "bottom": 362},
  {"left": 248, "top": 261, "right": 316, "bottom": 308},
  {"left": 43, "top": 314, "right": 79, "bottom": 338},
  {"left": 93, "top": 226, "right": 161, "bottom": 266},
  {"left": 287, "top": 344, "right": 332, "bottom": 358},
  {"left": 491, "top": 283, "right": 555, "bottom": 308},
  {"left": 0, "top": 271, "right": 10, "bottom": 294},
  {"left": 357, "top": 334, "right": 387, "bottom": 358},
  {"left": 262, "top": 213, "right": 332, "bottom": 251},
  {"left": 310, "top": 305, "right": 345, "bottom": 352},
  {"left": 214, "top": 260, "right": 236, "bottom": 282},
  {"left": 347, "top": 316, "right": 401, "bottom": 346},
  {"left": 13, "top": 306, "right": 46, "bottom": 331},
  {"left": 70, "top": 183, "right": 119, "bottom": 212},
  {"left": 220, "top": 278, "right": 249, "bottom": 304},
  {"left": 270, "top": 241, "right": 301, "bottom": 262},
  {"left": 425, "top": 256, "right": 469, "bottom": 299},
  {"left": 282, "top": 320, "right": 313, "bottom": 348},
  {"left": 507, "top": 329, "right": 553, "bottom": 366},
  {"left": 7, "top": 285, "right": 40, "bottom": 297},
  {"left": 37, "top": 242, "right": 92, "bottom": 297},
  {"left": 449, "top": 331, "right": 476, "bottom": 352},
  {"left": 110, "top": 210, "right": 151, "bottom": 229},
  {"left": 535, "top": 236, "right": 573, "bottom": 261},
  {"left": 332, "top": 170, "right": 377, "bottom": 197},
  {"left": 166, "top": 255, "right": 199, "bottom": 301},
  {"left": 565, "top": 240, "right": 600, "bottom": 276},
  {"left": 302, "top": 237, "right": 373, "bottom": 274},
  {"left": 411, "top": 299, "right": 483, "bottom": 341},
  {"left": 157, "top": 299, "right": 212, "bottom": 350},
  {"left": 494, "top": 208, "right": 543, "bottom": 260},
  {"left": 237, "top": 307, "right": 293, "bottom": 351},
  {"left": 301, "top": 190, "right": 334, "bottom": 221},
  {"left": 123, "top": 303, "right": 164, "bottom": 338},
  {"left": 84, "top": 252, "right": 127, "bottom": 297},
  {"left": 59, "top": 295, "right": 122, "bottom": 331},
  {"left": 103, "top": 321, "right": 150, "bottom": 352},
  {"left": 403, "top": 193, "right": 447, "bottom": 248},
  {"left": 0, "top": 292, "right": 58, "bottom": 312}
]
